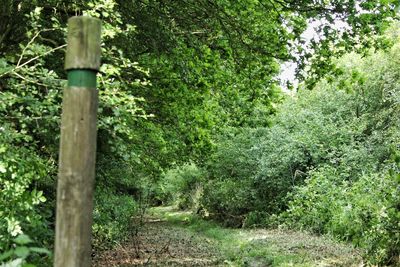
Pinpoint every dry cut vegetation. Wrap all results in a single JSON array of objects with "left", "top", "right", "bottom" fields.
[{"left": 93, "top": 207, "right": 362, "bottom": 267}]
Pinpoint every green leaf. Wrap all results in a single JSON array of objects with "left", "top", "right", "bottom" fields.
[
  {"left": 14, "top": 246, "right": 30, "bottom": 259},
  {"left": 3, "top": 258, "right": 24, "bottom": 267},
  {"left": 0, "top": 249, "right": 14, "bottom": 261},
  {"left": 29, "top": 247, "right": 50, "bottom": 255},
  {"left": 14, "top": 235, "right": 33, "bottom": 245},
  {"left": 0, "top": 163, "right": 6, "bottom": 173}
]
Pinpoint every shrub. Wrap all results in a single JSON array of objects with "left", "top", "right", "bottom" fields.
[
  {"left": 201, "top": 179, "right": 256, "bottom": 227},
  {"left": 0, "top": 234, "right": 51, "bottom": 266},
  {"left": 92, "top": 188, "right": 139, "bottom": 250},
  {"left": 283, "top": 166, "right": 353, "bottom": 233},
  {"left": 281, "top": 39, "right": 400, "bottom": 265},
  {"left": 206, "top": 128, "right": 264, "bottom": 183},
  {"left": 158, "top": 162, "right": 205, "bottom": 210},
  {"left": 202, "top": 39, "right": 400, "bottom": 232},
  {"left": 199, "top": 128, "right": 266, "bottom": 225},
  {"left": 0, "top": 126, "right": 51, "bottom": 253},
  {"left": 284, "top": 161, "right": 399, "bottom": 265}
]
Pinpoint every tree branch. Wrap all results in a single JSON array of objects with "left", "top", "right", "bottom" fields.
[{"left": 0, "top": 44, "right": 67, "bottom": 78}]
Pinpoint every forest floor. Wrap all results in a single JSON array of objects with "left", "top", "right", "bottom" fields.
[{"left": 93, "top": 206, "right": 363, "bottom": 267}]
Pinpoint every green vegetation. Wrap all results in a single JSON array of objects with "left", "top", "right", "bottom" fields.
[
  {"left": 1, "top": 0, "right": 399, "bottom": 266},
  {"left": 159, "top": 35, "right": 400, "bottom": 265},
  {"left": 150, "top": 207, "right": 362, "bottom": 266}
]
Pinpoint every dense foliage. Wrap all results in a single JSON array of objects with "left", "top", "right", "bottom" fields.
[
  {"left": 0, "top": 0, "right": 399, "bottom": 266},
  {"left": 283, "top": 46, "right": 400, "bottom": 265},
  {"left": 165, "top": 39, "right": 399, "bottom": 264}
]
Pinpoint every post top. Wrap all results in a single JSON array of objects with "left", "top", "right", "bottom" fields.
[
  {"left": 65, "top": 16, "right": 101, "bottom": 71},
  {"left": 68, "top": 16, "right": 101, "bottom": 23}
]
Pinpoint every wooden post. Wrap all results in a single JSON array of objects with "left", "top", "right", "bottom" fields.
[{"left": 54, "top": 16, "right": 101, "bottom": 267}]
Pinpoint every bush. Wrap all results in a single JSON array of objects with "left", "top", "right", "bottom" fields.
[
  {"left": 0, "top": 234, "right": 51, "bottom": 266},
  {"left": 0, "top": 126, "right": 52, "bottom": 253},
  {"left": 202, "top": 39, "right": 400, "bottom": 232},
  {"left": 201, "top": 179, "right": 256, "bottom": 227},
  {"left": 158, "top": 162, "right": 205, "bottom": 210},
  {"left": 200, "top": 84, "right": 367, "bottom": 225},
  {"left": 281, "top": 40, "right": 400, "bottom": 265},
  {"left": 284, "top": 160, "right": 399, "bottom": 265},
  {"left": 92, "top": 188, "right": 139, "bottom": 250},
  {"left": 283, "top": 166, "right": 352, "bottom": 233},
  {"left": 206, "top": 128, "right": 264, "bottom": 182},
  {"left": 199, "top": 128, "right": 265, "bottom": 226}
]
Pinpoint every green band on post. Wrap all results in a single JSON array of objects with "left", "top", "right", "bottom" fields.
[{"left": 67, "top": 70, "right": 97, "bottom": 87}]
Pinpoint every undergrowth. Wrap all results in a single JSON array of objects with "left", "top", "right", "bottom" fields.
[{"left": 150, "top": 206, "right": 362, "bottom": 267}]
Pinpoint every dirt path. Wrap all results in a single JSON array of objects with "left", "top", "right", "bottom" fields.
[
  {"left": 92, "top": 212, "right": 223, "bottom": 266},
  {"left": 93, "top": 207, "right": 363, "bottom": 267}
]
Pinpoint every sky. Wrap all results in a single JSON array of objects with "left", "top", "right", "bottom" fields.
[{"left": 279, "top": 19, "right": 349, "bottom": 93}]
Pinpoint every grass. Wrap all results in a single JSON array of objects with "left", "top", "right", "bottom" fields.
[{"left": 150, "top": 206, "right": 363, "bottom": 267}]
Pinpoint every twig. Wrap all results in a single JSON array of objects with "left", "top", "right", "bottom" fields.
[
  {"left": 17, "top": 29, "right": 58, "bottom": 67},
  {"left": 0, "top": 44, "right": 67, "bottom": 78},
  {"left": 12, "top": 72, "right": 49, "bottom": 87},
  {"left": 3, "top": 115, "right": 60, "bottom": 120},
  {"left": 144, "top": 239, "right": 172, "bottom": 265},
  {"left": 17, "top": 31, "right": 42, "bottom": 67}
]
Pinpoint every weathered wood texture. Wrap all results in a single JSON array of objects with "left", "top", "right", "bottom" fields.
[
  {"left": 55, "top": 16, "right": 101, "bottom": 267},
  {"left": 55, "top": 88, "right": 98, "bottom": 267},
  {"left": 65, "top": 16, "right": 101, "bottom": 70}
]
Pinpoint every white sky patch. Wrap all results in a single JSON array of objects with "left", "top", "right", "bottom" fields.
[{"left": 279, "top": 19, "right": 350, "bottom": 93}]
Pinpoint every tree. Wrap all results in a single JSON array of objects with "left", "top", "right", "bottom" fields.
[{"left": 0, "top": 0, "right": 398, "bottom": 263}]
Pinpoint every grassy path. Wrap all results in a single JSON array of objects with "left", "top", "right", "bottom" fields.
[{"left": 93, "top": 207, "right": 363, "bottom": 266}]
